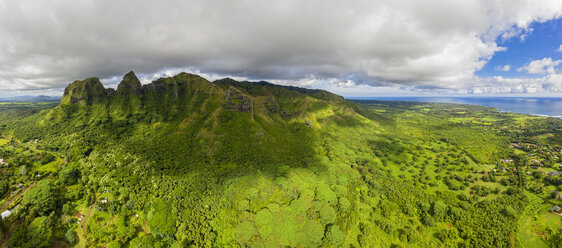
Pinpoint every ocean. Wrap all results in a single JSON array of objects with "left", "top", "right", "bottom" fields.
[{"left": 350, "top": 97, "right": 562, "bottom": 118}]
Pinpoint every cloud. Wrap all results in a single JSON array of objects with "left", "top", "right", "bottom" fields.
[
  {"left": 558, "top": 44, "right": 562, "bottom": 52},
  {"left": 463, "top": 73, "right": 562, "bottom": 94},
  {"left": 0, "top": 0, "right": 561, "bottom": 94},
  {"left": 518, "top": 58, "right": 562, "bottom": 74},
  {"left": 496, "top": 65, "right": 511, "bottom": 71}
]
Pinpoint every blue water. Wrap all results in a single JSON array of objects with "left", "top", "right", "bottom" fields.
[{"left": 350, "top": 97, "right": 562, "bottom": 118}]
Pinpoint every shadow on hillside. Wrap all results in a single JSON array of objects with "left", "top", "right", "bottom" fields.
[
  {"left": 350, "top": 100, "right": 400, "bottom": 122},
  {"left": 125, "top": 117, "right": 329, "bottom": 184}
]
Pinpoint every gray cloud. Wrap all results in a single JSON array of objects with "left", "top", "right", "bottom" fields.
[{"left": 0, "top": 0, "right": 561, "bottom": 95}]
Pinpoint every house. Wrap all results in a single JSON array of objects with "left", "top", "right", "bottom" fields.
[
  {"left": 1, "top": 210, "right": 11, "bottom": 219},
  {"left": 550, "top": 205, "right": 561, "bottom": 213},
  {"left": 16, "top": 183, "right": 23, "bottom": 189},
  {"left": 100, "top": 198, "right": 108, "bottom": 204}
]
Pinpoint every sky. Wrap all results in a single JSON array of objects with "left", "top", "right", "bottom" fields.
[{"left": 0, "top": 0, "right": 562, "bottom": 97}]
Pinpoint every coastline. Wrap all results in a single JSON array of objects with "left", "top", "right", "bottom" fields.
[{"left": 349, "top": 97, "right": 562, "bottom": 119}]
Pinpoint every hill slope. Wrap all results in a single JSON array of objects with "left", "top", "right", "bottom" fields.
[{"left": 0, "top": 72, "right": 560, "bottom": 248}]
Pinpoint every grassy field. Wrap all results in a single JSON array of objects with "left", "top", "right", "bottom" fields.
[
  {"left": 518, "top": 193, "right": 561, "bottom": 248},
  {"left": 35, "top": 157, "right": 62, "bottom": 174}
]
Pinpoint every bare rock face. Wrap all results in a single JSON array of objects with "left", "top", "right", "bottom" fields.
[
  {"left": 263, "top": 95, "right": 278, "bottom": 114},
  {"left": 223, "top": 87, "right": 253, "bottom": 113},
  {"left": 141, "top": 78, "right": 179, "bottom": 97},
  {"left": 105, "top": 88, "right": 116, "bottom": 96},
  {"left": 117, "top": 71, "right": 142, "bottom": 95},
  {"left": 61, "top": 77, "right": 106, "bottom": 105}
]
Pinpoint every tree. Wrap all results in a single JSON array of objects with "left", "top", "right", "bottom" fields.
[
  {"left": 513, "top": 154, "right": 529, "bottom": 167},
  {"left": 7, "top": 223, "right": 28, "bottom": 248},
  {"left": 129, "top": 233, "right": 165, "bottom": 248},
  {"left": 42, "top": 153, "right": 55, "bottom": 164},
  {"left": 422, "top": 214, "right": 435, "bottom": 226},
  {"left": 324, "top": 225, "right": 344, "bottom": 247},
  {"left": 62, "top": 202, "right": 74, "bottom": 215},
  {"left": 22, "top": 179, "right": 57, "bottom": 217},
  {"left": 64, "top": 229, "right": 78, "bottom": 246},
  {"left": 146, "top": 199, "right": 177, "bottom": 239},
  {"left": 19, "top": 165, "right": 28, "bottom": 176},
  {"left": 0, "top": 179, "right": 9, "bottom": 197},
  {"left": 27, "top": 216, "right": 53, "bottom": 248},
  {"left": 516, "top": 169, "right": 527, "bottom": 188},
  {"left": 0, "top": 216, "right": 5, "bottom": 234},
  {"left": 503, "top": 206, "right": 516, "bottom": 218},
  {"left": 59, "top": 165, "right": 81, "bottom": 186},
  {"left": 432, "top": 201, "right": 448, "bottom": 221}
]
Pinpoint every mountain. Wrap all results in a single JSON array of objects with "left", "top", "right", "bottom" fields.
[
  {"left": 0, "top": 95, "right": 59, "bottom": 102},
  {"left": 58, "top": 71, "right": 347, "bottom": 115},
  {"left": 0, "top": 71, "right": 560, "bottom": 248},
  {"left": 44, "top": 71, "right": 363, "bottom": 169},
  {"left": 31, "top": 95, "right": 60, "bottom": 102}
]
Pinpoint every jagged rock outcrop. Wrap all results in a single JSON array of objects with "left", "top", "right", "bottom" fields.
[
  {"left": 141, "top": 77, "right": 179, "bottom": 97},
  {"left": 105, "top": 88, "right": 116, "bottom": 96},
  {"left": 117, "top": 71, "right": 142, "bottom": 95},
  {"left": 223, "top": 87, "right": 253, "bottom": 113},
  {"left": 59, "top": 71, "right": 348, "bottom": 122},
  {"left": 61, "top": 77, "right": 106, "bottom": 105}
]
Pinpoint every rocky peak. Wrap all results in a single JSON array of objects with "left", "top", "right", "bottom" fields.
[
  {"left": 117, "top": 71, "right": 142, "bottom": 95},
  {"left": 61, "top": 77, "right": 106, "bottom": 105}
]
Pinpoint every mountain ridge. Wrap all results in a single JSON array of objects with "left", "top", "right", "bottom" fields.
[
  {"left": 60, "top": 71, "right": 345, "bottom": 107},
  {"left": 41, "top": 71, "right": 368, "bottom": 166},
  {"left": 56, "top": 71, "right": 357, "bottom": 125}
]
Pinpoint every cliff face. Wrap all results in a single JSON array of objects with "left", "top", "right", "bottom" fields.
[
  {"left": 61, "top": 77, "right": 106, "bottom": 105},
  {"left": 116, "top": 71, "right": 142, "bottom": 95},
  {"left": 59, "top": 71, "right": 351, "bottom": 124},
  {"left": 223, "top": 87, "right": 253, "bottom": 113}
]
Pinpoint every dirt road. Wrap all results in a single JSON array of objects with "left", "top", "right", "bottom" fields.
[
  {"left": 0, "top": 182, "right": 36, "bottom": 211},
  {"left": 81, "top": 195, "right": 97, "bottom": 240}
]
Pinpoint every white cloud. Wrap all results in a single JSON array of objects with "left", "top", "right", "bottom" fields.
[
  {"left": 0, "top": 0, "right": 561, "bottom": 95},
  {"left": 496, "top": 64, "right": 511, "bottom": 71},
  {"left": 518, "top": 57, "right": 562, "bottom": 74},
  {"left": 558, "top": 44, "right": 562, "bottom": 52}
]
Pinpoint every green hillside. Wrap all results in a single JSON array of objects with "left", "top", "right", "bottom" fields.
[{"left": 0, "top": 72, "right": 560, "bottom": 248}]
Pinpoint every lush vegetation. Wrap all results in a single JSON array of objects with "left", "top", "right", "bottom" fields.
[{"left": 0, "top": 72, "right": 560, "bottom": 247}]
